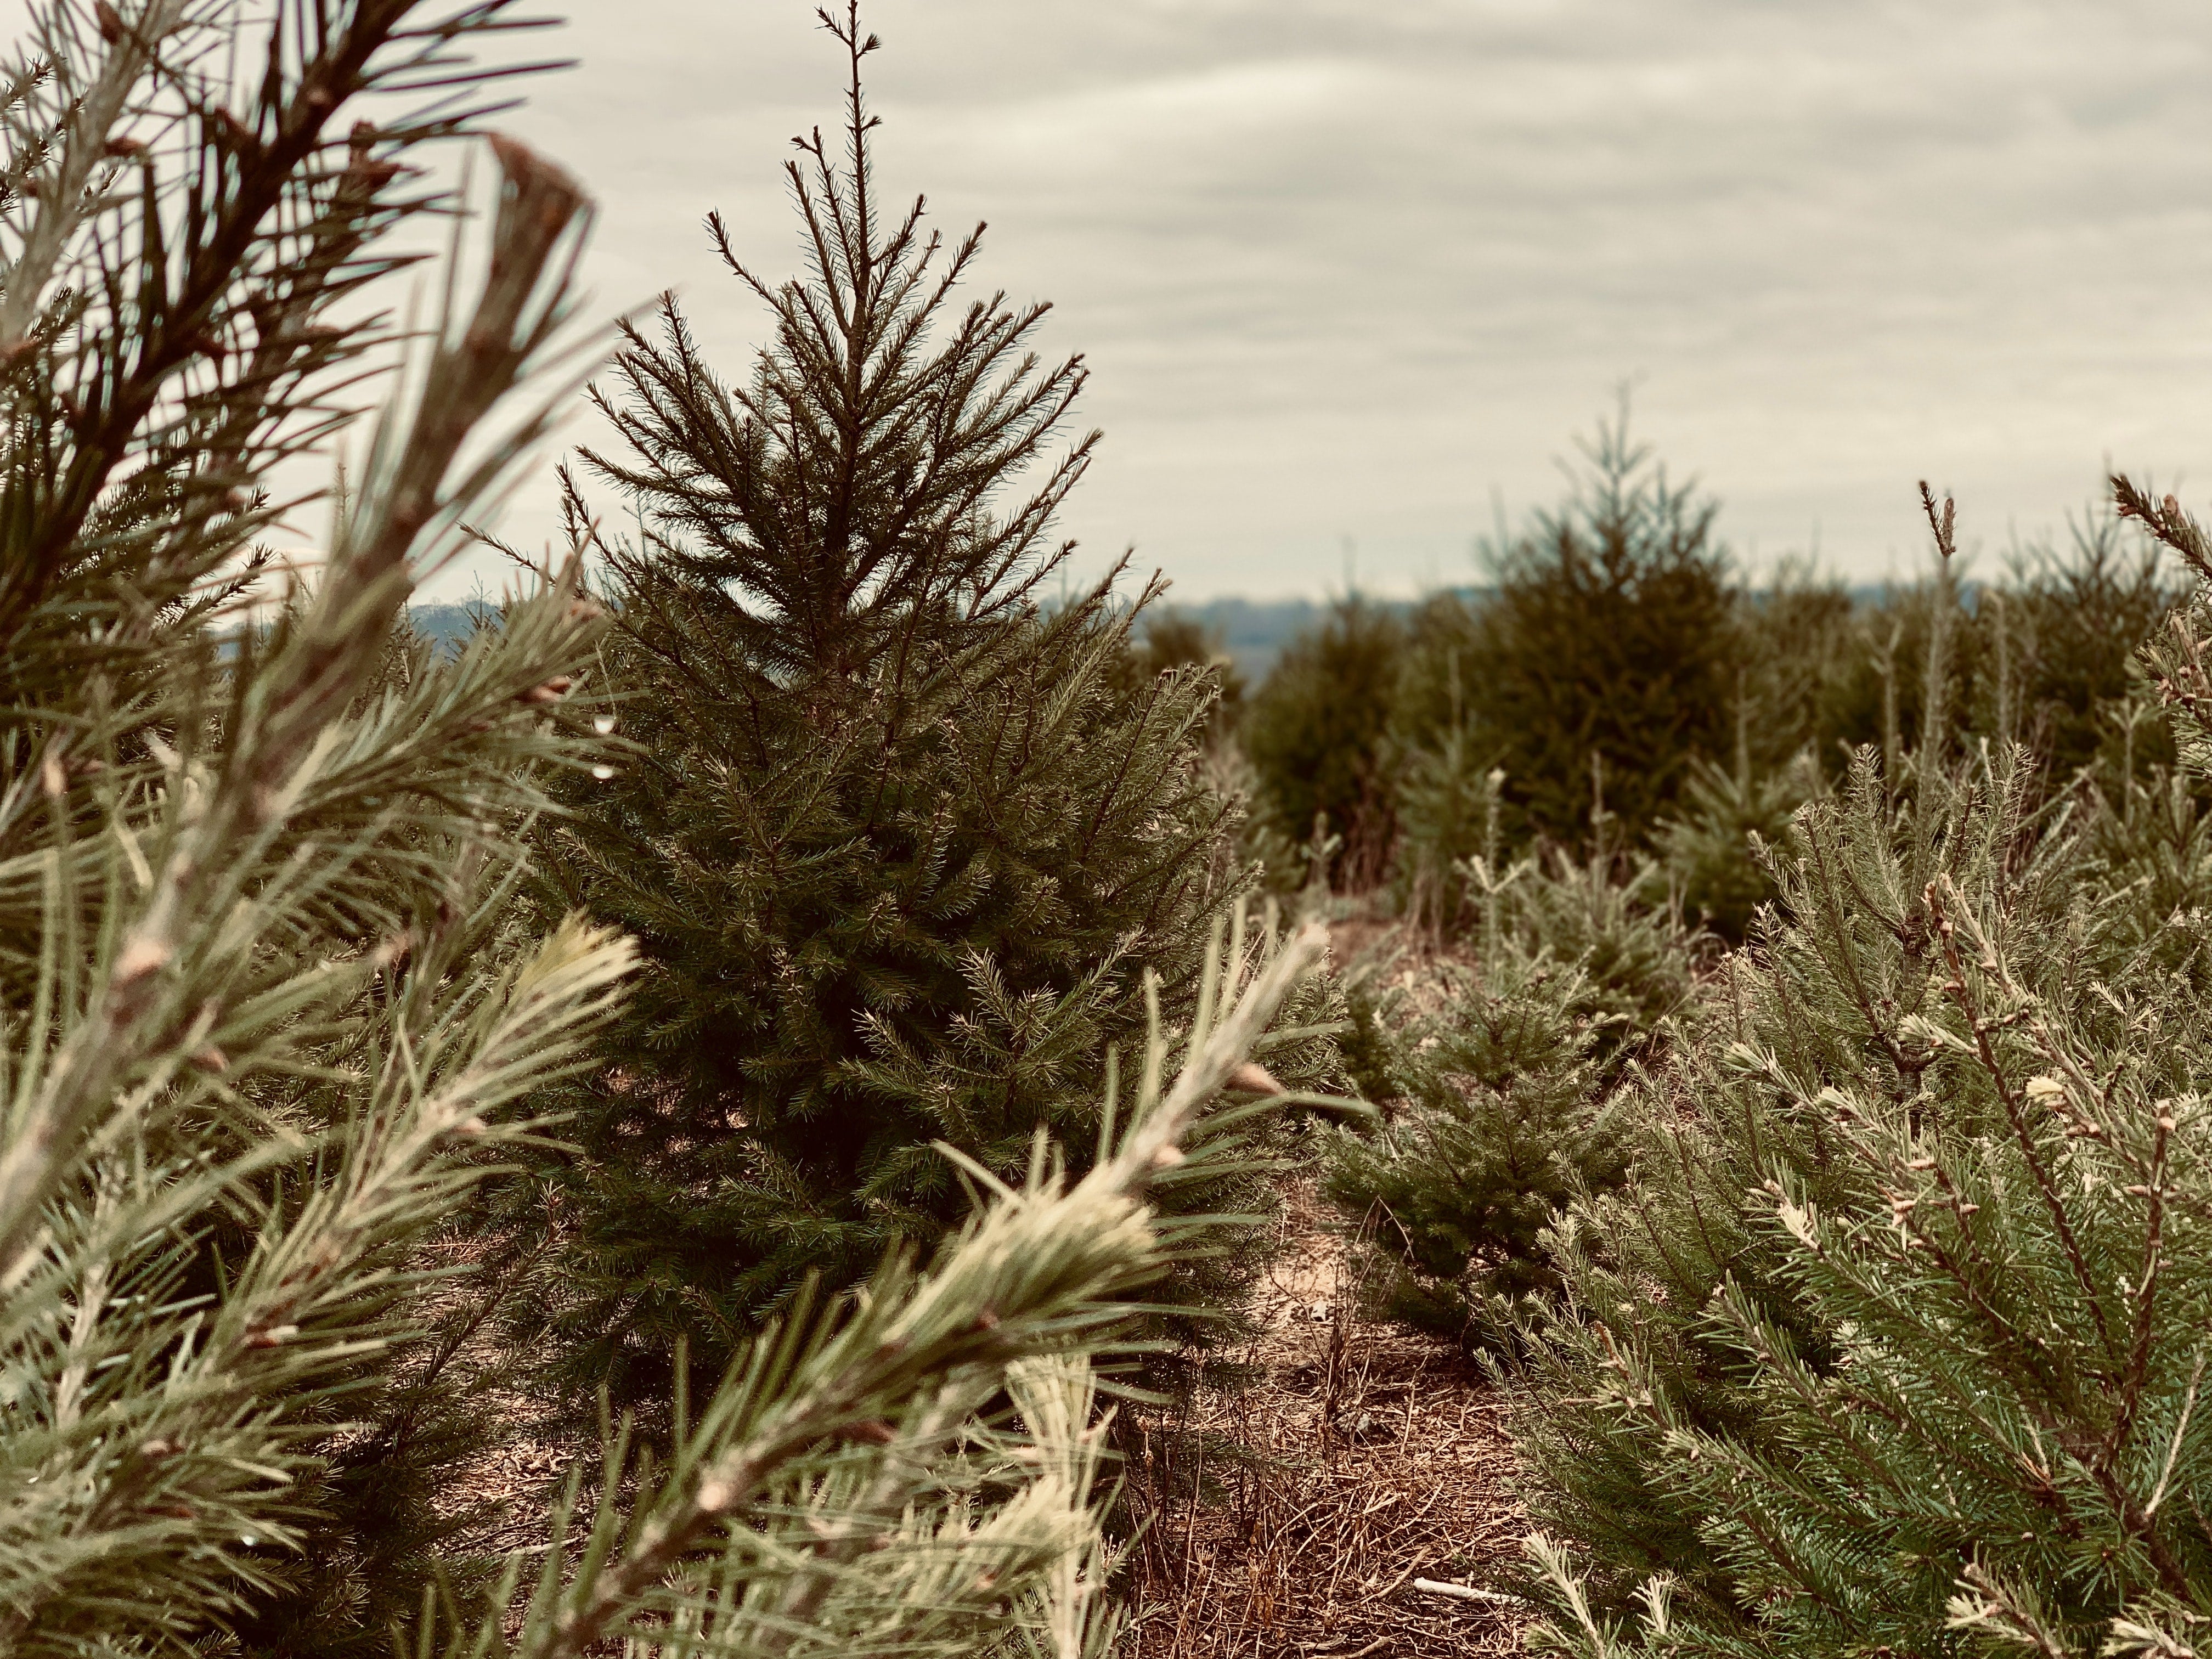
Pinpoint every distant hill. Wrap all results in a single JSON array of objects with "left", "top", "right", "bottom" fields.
[
  {"left": 402, "top": 593, "right": 1375, "bottom": 679},
  {"left": 406, "top": 601, "right": 498, "bottom": 652},
  {"left": 1167, "top": 597, "right": 1322, "bottom": 682},
  {"left": 1151, "top": 592, "right": 1486, "bottom": 681},
  {"left": 1154, "top": 582, "right": 1908, "bottom": 682},
  {"left": 400, "top": 595, "right": 1334, "bottom": 680},
  {"left": 407, "top": 582, "right": 1907, "bottom": 682}
]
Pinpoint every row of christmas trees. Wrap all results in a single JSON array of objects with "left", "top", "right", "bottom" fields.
[
  {"left": 1303, "top": 479, "right": 2212, "bottom": 1653},
  {"left": 1216, "top": 408, "right": 2174, "bottom": 940},
  {"left": 5, "top": 0, "right": 2211, "bottom": 1654}
]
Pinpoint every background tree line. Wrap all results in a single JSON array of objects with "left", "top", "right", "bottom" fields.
[
  {"left": 1186, "top": 405, "right": 2179, "bottom": 945},
  {"left": 1273, "top": 426, "right": 2212, "bottom": 1656}
]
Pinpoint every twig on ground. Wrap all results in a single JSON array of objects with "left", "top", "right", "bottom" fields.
[{"left": 1414, "top": 1579, "right": 1525, "bottom": 1605}]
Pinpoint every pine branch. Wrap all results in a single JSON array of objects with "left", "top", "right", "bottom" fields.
[{"left": 495, "top": 923, "right": 1325, "bottom": 1659}]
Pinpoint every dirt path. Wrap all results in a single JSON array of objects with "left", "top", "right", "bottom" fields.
[{"left": 1120, "top": 1181, "right": 1532, "bottom": 1658}]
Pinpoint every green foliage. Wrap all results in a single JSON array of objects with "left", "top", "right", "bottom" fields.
[
  {"left": 1255, "top": 455, "right": 2179, "bottom": 950},
  {"left": 1512, "top": 751, "right": 2055, "bottom": 1637},
  {"left": 2078, "top": 764, "right": 2212, "bottom": 987},
  {"left": 1808, "top": 511, "right": 2176, "bottom": 795},
  {"left": 1208, "top": 739, "right": 1312, "bottom": 902},
  {"left": 1514, "top": 479, "right": 2212, "bottom": 1658},
  {"left": 0, "top": 0, "right": 633, "bottom": 1645},
  {"left": 1651, "top": 749, "right": 1818, "bottom": 944},
  {"left": 1393, "top": 724, "right": 1499, "bottom": 936},
  {"left": 1509, "top": 846, "right": 1697, "bottom": 1065},
  {"left": 478, "top": 924, "right": 1331, "bottom": 1659},
  {"left": 1732, "top": 565, "right": 1861, "bottom": 776},
  {"left": 1978, "top": 515, "right": 2180, "bottom": 779},
  {"left": 0, "top": 0, "right": 636, "bottom": 1642},
  {"left": 1117, "top": 606, "right": 1247, "bottom": 748},
  {"left": 0, "top": 4, "right": 1342, "bottom": 1654},
  {"left": 1387, "top": 597, "right": 1494, "bottom": 930},
  {"left": 1324, "top": 952, "right": 1625, "bottom": 1346},
  {"left": 1387, "top": 587, "right": 1487, "bottom": 761},
  {"left": 1323, "top": 823, "right": 1690, "bottom": 1347},
  {"left": 1242, "top": 594, "right": 1405, "bottom": 887},
  {"left": 1464, "top": 406, "right": 1739, "bottom": 848},
  {"left": 520, "top": 32, "right": 1338, "bottom": 1417}
]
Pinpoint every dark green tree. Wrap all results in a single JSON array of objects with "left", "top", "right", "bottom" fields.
[
  {"left": 1799, "top": 505, "right": 2175, "bottom": 797},
  {"left": 1392, "top": 723, "right": 1497, "bottom": 934},
  {"left": 1324, "top": 950, "right": 1627, "bottom": 1347},
  {"left": 1651, "top": 746, "right": 1818, "bottom": 944},
  {"left": 1387, "top": 587, "right": 1486, "bottom": 760},
  {"left": 1982, "top": 513, "right": 2180, "bottom": 780},
  {"left": 1384, "top": 589, "right": 1489, "bottom": 929},
  {"left": 1465, "top": 407, "right": 1739, "bottom": 848},
  {"left": 1732, "top": 563, "right": 1860, "bottom": 775},
  {"left": 521, "top": 12, "right": 1335, "bottom": 1413},
  {"left": 1242, "top": 593, "right": 1405, "bottom": 887},
  {"left": 1325, "top": 771, "right": 1691, "bottom": 1347}
]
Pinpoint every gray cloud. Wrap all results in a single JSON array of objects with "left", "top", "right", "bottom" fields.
[
  {"left": 14, "top": 0, "right": 2212, "bottom": 597},
  {"left": 477, "top": 0, "right": 2212, "bottom": 599}
]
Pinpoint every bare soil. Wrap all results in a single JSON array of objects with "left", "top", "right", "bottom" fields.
[{"left": 1119, "top": 1181, "right": 1531, "bottom": 1658}]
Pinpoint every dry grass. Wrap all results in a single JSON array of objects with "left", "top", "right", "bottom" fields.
[{"left": 1119, "top": 1181, "right": 1531, "bottom": 1658}]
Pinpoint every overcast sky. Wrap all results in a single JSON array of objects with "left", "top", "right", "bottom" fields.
[{"left": 36, "top": 0, "right": 2212, "bottom": 600}]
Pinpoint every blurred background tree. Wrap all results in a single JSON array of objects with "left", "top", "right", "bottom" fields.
[{"left": 1242, "top": 594, "right": 1405, "bottom": 889}]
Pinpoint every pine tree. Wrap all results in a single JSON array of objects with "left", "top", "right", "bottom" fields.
[
  {"left": 1324, "top": 774, "right": 1686, "bottom": 1347},
  {"left": 518, "top": 7, "right": 1338, "bottom": 1415},
  {"left": 1115, "top": 607, "right": 1247, "bottom": 749},
  {"left": 0, "top": 3, "right": 1341, "bottom": 1652},
  {"left": 1387, "top": 590, "right": 1492, "bottom": 933},
  {"left": 1324, "top": 950, "right": 1624, "bottom": 1346},
  {"left": 1242, "top": 592, "right": 1405, "bottom": 888},
  {"left": 1514, "top": 484, "right": 2212, "bottom": 1659},
  {"left": 1980, "top": 512, "right": 2180, "bottom": 780},
  {"left": 1393, "top": 724, "right": 1497, "bottom": 936},
  {"left": 1733, "top": 564, "right": 1860, "bottom": 776},
  {"left": 1387, "top": 588, "right": 1486, "bottom": 763},
  {"left": 1652, "top": 747, "right": 1818, "bottom": 943},
  {"left": 1465, "top": 403, "right": 1739, "bottom": 848}
]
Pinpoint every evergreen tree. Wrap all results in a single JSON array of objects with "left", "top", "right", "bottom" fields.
[
  {"left": 1509, "top": 842, "right": 1699, "bottom": 1065},
  {"left": 0, "top": 0, "right": 629, "bottom": 1640},
  {"left": 1325, "top": 774, "right": 1688, "bottom": 1347},
  {"left": 520, "top": 8, "right": 1337, "bottom": 1414},
  {"left": 1651, "top": 748, "right": 1818, "bottom": 943},
  {"left": 0, "top": 5, "right": 1348, "bottom": 1653},
  {"left": 1324, "top": 950, "right": 1625, "bottom": 1346},
  {"left": 1242, "top": 592, "right": 1405, "bottom": 888},
  {"left": 0, "top": 0, "right": 639, "bottom": 1643},
  {"left": 2078, "top": 760, "right": 2212, "bottom": 986},
  {"left": 1387, "top": 588, "right": 1487, "bottom": 763},
  {"left": 1387, "top": 590, "right": 1491, "bottom": 932},
  {"left": 1733, "top": 563, "right": 1860, "bottom": 776},
  {"left": 1981, "top": 512, "right": 2180, "bottom": 780},
  {"left": 1799, "top": 507, "right": 2176, "bottom": 799},
  {"left": 1514, "top": 483, "right": 2212, "bottom": 1659},
  {"left": 1392, "top": 724, "right": 1497, "bottom": 935},
  {"left": 1465, "top": 405, "right": 1739, "bottom": 848}
]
